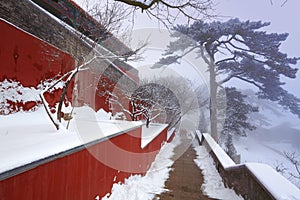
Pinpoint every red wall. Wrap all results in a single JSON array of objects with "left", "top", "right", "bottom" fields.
[
  {"left": 0, "top": 19, "right": 74, "bottom": 113},
  {"left": 168, "top": 130, "right": 176, "bottom": 143},
  {"left": 0, "top": 126, "right": 169, "bottom": 200},
  {"left": 0, "top": 18, "right": 171, "bottom": 200},
  {"left": 0, "top": 19, "right": 138, "bottom": 115},
  {"left": 74, "top": 70, "right": 124, "bottom": 113}
]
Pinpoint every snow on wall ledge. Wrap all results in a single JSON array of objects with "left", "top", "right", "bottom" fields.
[
  {"left": 0, "top": 106, "right": 142, "bottom": 175},
  {"left": 0, "top": 106, "right": 170, "bottom": 199},
  {"left": 141, "top": 123, "right": 168, "bottom": 149},
  {"left": 201, "top": 133, "right": 300, "bottom": 200}
]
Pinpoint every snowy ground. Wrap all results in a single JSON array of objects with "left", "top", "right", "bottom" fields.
[
  {"left": 193, "top": 141, "right": 244, "bottom": 200},
  {"left": 101, "top": 135, "right": 180, "bottom": 200},
  {"left": 101, "top": 135, "right": 243, "bottom": 200}
]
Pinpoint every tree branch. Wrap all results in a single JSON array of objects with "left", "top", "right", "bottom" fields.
[
  {"left": 114, "top": 0, "right": 214, "bottom": 28},
  {"left": 219, "top": 71, "right": 245, "bottom": 84},
  {"left": 215, "top": 55, "right": 237, "bottom": 65},
  {"left": 114, "top": 0, "right": 159, "bottom": 10},
  {"left": 233, "top": 75, "right": 264, "bottom": 90}
]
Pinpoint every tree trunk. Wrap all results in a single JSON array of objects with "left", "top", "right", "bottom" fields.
[
  {"left": 131, "top": 101, "right": 136, "bottom": 121},
  {"left": 57, "top": 68, "right": 79, "bottom": 122},
  {"left": 209, "top": 63, "right": 219, "bottom": 142}
]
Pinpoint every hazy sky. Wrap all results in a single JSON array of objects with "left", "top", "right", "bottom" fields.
[
  {"left": 215, "top": 0, "right": 300, "bottom": 96},
  {"left": 75, "top": 0, "right": 300, "bottom": 57},
  {"left": 74, "top": 0, "right": 300, "bottom": 97},
  {"left": 137, "top": 0, "right": 300, "bottom": 95}
]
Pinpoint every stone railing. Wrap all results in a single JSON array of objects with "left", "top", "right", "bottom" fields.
[{"left": 197, "top": 132, "right": 300, "bottom": 200}]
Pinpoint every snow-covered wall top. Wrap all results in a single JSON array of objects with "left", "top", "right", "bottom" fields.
[
  {"left": 141, "top": 123, "right": 168, "bottom": 149},
  {"left": 0, "top": 0, "right": 139, "bottom": 80},
  {"left": 201, "top": 133, "right": 300, "bottom": 199},
  {"left": 0, "top": 106, "right": 143, "bottom": 176},
  {"left": 31, "top": 0, "right": 133, "bottom": 57},
  {"left": 202, "top": 133, "right": 236, "bottom": 168},
  {"left": 245, "top": 163, "right": 300, "bottom": 200}
]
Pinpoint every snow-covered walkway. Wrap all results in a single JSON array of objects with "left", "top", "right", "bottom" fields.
[
  {"left": 193, "top": 141, "right": 243, "bottom": 200},
  {"left": 155, "top": 139, "right": 213, "bottom": 200},
  {"left": 101, "top": 135, "right": 243, "bottom": 200}
]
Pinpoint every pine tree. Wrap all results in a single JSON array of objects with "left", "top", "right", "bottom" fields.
[
  {"left": 224, "top": 134, "right": 237, "bottom": 161},
  {"left": 219, "top": 87, "right": 258, "bottom": 136},
  {"left": 158, "top": 18, "right": 300, "bottom": 141}
]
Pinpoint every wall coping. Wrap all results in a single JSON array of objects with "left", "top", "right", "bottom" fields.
[
  {"left": 167, "top": 127, "right": 176, "bottom": 141},
  {"left": 141, "top": 123, "right": 168, "bottom": 149},
  {"left": 4, "top": 1, "right": 138, "bottom": 85},
  {"left": 0, "top": 18, "right": 70, "bottom": 56},
  {"left": 0, "top": 107, "right": 143, "bottom": 181},
  {"left": 203, "top": 133, "right": 236, "bottom": 168},
  {"left": 201, "top": 133, "right": 300, "bottom": 199}
]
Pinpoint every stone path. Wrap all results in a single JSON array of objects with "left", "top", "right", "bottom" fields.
[{"left": 154, "top": 139, "right": 216, "bottom": 200}]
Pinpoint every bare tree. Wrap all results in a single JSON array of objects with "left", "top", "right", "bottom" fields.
[
  {"left": 284, "top": 151, "right": 300, "bottom": 180},
  {"left": 269, "top": 0, "right": 288, "bottom": 7},
  {"left": 40, "top": 0, "right": 215, "bottom": 130},
  {"left": 97, "top": 74, "right": 140, "bottom": 121},
  {"left": 40, "top": 52, "right": 125, "bottom": 129},
  {"left": 76, "top": 0, "right": 149, "bottom": 55},
  {"left": 39, "top": 0, "right": 146, "bottom": 130},
  {"left": 132, "top": 82, "right": 181, "bottom": 127},
  {"left": 113, "top": 0, "right": 215, "bottom": 28},
  {"left": 274, "top": 161, "right": 288, "bottom": 174},
  {"left": 138, "top": 76, "right": 209, "bottom": 128},
  {"left": 273, "top": 151, "right": 300, "bottom": 188},
  {"left": 98, "top": 77, "right": 182, "bottom": 128},
  {"left": 151, "top": 76, "right": 209, "bottom": 115},
  {"left": 88, "top": 0, "right": 134, "bottom": 34},
  {"left": 96, "top": 74, "right": 209, "bottom": 130}
]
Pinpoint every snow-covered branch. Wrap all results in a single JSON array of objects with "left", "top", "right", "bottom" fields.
[
  {"left": 233, "top": 75, "right": 264, "bottom": 90},
  {"left": 218, "top": 71, "right": 245, "bottom": 85},
  {"left": 39, "top": 51, "right": 136, "bottom": 129}
]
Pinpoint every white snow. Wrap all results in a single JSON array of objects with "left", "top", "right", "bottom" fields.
[
  {"left": 102, "top": 135, "right": 181, "bottom": 200},
  {"left": 75, "top": 107, "right": 170, "bottom": 149},
  {"left": 0, "top": 79, "right": 64, "bottom": 115},
  {"left": 202, "top": 133, "right": 236, "bottom": 168},
  {"left": 96, "top": 108, "right": 113, "bottom": 120},
  {"left": 201, "top": 132, "right": 300, "bottom": 199},
  {"left": 193, "top": 141, "right": 244, "bottom": 200},
  {"left": 102, "top": 133, "right": 244, "bottom": 200},
  {"left": 167, "top": 127, "right": 175, "bottom": 141},
  {"left": 0, "top": 79, "right": 39, "bottom": 103},
  {"left": 141, "top": 123, "right": 168, "bottom": 149},
  {"left": 246, "top": 163, "right": 300, "bottom": 200},
  {"left": 0, "top": 108, "right": 76, "bottom": 173},
  {"left": 234, "top": 125, "right": 300, "bottom": 188},
  {"left": 0, "top": 106, "right": 143, "bottom": 174}
]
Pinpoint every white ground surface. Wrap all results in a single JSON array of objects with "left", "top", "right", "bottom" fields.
[
  {"left": 0, "top": 106, "right": 170, "bottom": 174},
  {"left": 193, "top": 141, "right": 244, "bottom": 200},
  {"left": 100, "top": 134, "right": 244, "bottom": 200},
  {"left": 245, "top": 163, "right": 300, "bottom": 200},
  {"left": 101, "top": 135, "right": 181, "bottom": 200}
]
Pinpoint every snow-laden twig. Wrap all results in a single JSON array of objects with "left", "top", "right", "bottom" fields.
[{"left": 40, "top": 53, "right": 127, "bottom": 130}]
